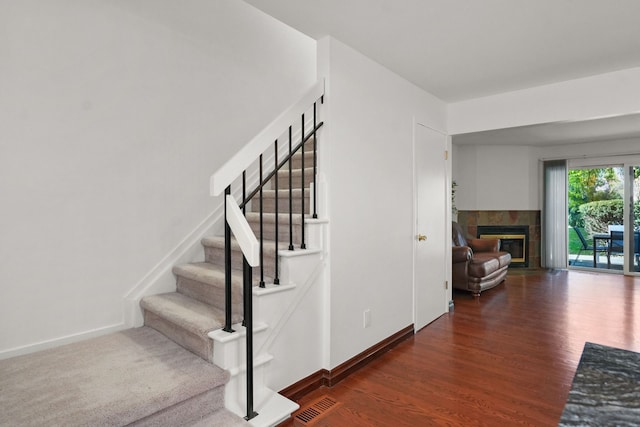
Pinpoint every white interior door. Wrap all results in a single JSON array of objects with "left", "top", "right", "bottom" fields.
[{"left": 414, "top": 123, "right": 447, "bottom": 331}]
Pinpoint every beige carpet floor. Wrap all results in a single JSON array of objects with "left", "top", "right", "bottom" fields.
[{"left": 0, "top": 327, "right": 248, "bottom": 426}]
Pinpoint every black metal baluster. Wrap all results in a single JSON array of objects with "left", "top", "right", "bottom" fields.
[
  {"left": 223, "top": 185, "right": 234, "bottom": 333},
  {"left": 259, "top": 155, "right": 265, "bottom": 288},
  {"left": 300, "top": 113, "right": 306, "bottom": 249},
  {"left": 242, "top": 256, "right": 257, "bottom": 421},
  {"left": 274, "top": 140, "right": 280, "bottom": 285},
  {"left": 288, "top": 126, "right": 294, "bottom": 251},
  {"left": 312, "top": 102, "right": 318, "bottom": 219}
]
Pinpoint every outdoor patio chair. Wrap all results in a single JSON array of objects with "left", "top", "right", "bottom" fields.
[
  {"left": 608, "top": 230, "right": 624, "bottom": 268},
  {"left": 571, "top": 227, "right": 607, "bottom": 266}
]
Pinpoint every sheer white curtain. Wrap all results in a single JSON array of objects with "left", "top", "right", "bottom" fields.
[{"left": 542, "top": 160, "right": 568, "bottom": 268}]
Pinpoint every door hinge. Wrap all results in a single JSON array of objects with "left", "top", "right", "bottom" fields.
[
  {"left": 445, "top": 150, "right": 448, "bottom": 160},
  {"left": 445, "top": 280, "right": 449, "bottom": 289}
]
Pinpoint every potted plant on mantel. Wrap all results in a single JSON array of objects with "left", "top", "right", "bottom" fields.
[{"left": 452, "top": 180, "right": 458, "bottom": 222}]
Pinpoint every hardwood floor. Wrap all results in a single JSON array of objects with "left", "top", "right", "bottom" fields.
[{"left": 279, "top": 269, "right": 640, "bottom": 426}]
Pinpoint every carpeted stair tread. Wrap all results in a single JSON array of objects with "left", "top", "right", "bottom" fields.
[
  {"left": 173, "top": 262, "right": 241, "bottom": 287},
  {"left": 273, "top": 167, "right": 314, "bottom": 189},
  {"left": 249, "top": 188, "right": 311, "bottom": 214},
  {"left": 200, "top": 236, "right": 280, "bottom": 282},
  {"left": 256, "top": 188, "right": 310, "bottom": 198},
  {"left": 141, "top": 292, "right": 226, "bottom": 336},
  {"left": 0, "top": 326, "right": 229, "bottom": 426},
  {"left": 202, "top": 235, "right": 290, "bottom": 255},
  {"left": 202, "top": 235, "right": 241, "bottom": 251},
  {"left": 277, "top": 163, "right": 313, "bottom": 177},
  {"left": 244, "top": 212, "right": 304, "bottom": 245},
  {"left": 282, "top": 151, "right": 313, "bottom": 170},
  {"left": 173, "top": 262, "right": 246, "bottom": 310},
  {"left": 245, "top": 211, "right": 303, "bottom": 224},
  {"left": 288, "top": 150, "right": 315, "bottom": 169}
]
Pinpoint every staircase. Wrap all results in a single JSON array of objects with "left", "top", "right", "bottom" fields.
[
  {"left": 140, "top": 146, "right": 313, "bottom": 355},
  {"left": 137, "top": 83, "right": 324, "bottom": 425}
]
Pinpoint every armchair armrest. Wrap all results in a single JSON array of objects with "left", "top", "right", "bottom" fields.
[
  {"left": 452, "top": 246, "right": 472, "bottom": 263},
  {"left": 468, "top": 238, "right": 500, "bottom": 253}
]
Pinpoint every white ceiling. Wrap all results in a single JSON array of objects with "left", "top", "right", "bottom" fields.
[{"left": 244, "top": 0, "right": 640, "bottom": 145}]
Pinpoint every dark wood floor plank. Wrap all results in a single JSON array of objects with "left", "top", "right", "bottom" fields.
[{"left": 280, "top": 269, "right": 640, "bottom": 426}]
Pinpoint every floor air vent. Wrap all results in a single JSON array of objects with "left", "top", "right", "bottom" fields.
[{"left": 294, "top": 396, "right": 339, "bottom": 425}]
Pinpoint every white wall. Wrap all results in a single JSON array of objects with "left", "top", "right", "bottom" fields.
[
  {"left": 318, "top": 37, "right": 447, "bottom": 368},
  {"left": 452, "top": 145, "right": 539, "bottom": 211},
  {"left": 452, "top": 138, "right": 640, "bottom": 212},
  {"left": 0, "top": 0, "right": 316, "bottom": 356}
]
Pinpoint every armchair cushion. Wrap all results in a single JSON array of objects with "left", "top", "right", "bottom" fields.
[{"left": 468, "top": 253, "right": 500, "bottom": 277}]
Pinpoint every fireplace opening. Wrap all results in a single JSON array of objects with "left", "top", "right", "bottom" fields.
[{"left": 477, "top": 225, "right": 529, "bottom": 268}]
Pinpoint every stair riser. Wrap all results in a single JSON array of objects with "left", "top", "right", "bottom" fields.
[
  {"left": 247, "top": 218, "right": 304, "bottom": 245},
  {"left": 143, "top": 310, "right": 213, "bottom": 362},
  {"left": 204, "top": 245, "right": 277, "bottom": 280},
  {"left": 177, "top": 276, "right": 243, "bottom": 314}
]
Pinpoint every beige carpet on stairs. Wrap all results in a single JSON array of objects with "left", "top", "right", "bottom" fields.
[{"left": 0, "top": 327, "right": 249, "bottom": 426}]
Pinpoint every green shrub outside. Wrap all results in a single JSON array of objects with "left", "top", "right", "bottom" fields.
[
  {"left": 579, "top": 200, "right": 623, "bottom": 235},
  {"left": 577, "top": 199, "right": 640, "bottom": 236},
  {"left": 568, "top": 167, "right": 623, "bottom": 227}
]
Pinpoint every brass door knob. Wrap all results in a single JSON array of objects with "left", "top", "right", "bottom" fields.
[{"left": 417, "top": 234, "right": 427, "bottom": 241}]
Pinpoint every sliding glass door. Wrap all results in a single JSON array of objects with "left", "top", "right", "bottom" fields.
[
  {"left": 567, "top": 164, "right": 624, "bottom": 271},
  {"left": 567, "top": 156, "right": 640, "bottom": 275}
]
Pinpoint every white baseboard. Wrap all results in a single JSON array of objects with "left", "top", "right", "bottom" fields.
[{"left": 0, "top": 322, "right": 127, "bottom": 360}]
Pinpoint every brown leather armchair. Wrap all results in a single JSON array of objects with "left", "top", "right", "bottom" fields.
[{"left": 452, "top": 222, "right": 511, "bottom": 297}]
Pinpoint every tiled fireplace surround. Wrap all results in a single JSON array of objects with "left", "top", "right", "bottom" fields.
[{"left": 456, "top": 210, "right": 541, "bottom": 269}]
